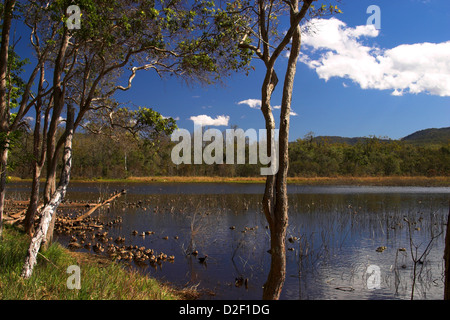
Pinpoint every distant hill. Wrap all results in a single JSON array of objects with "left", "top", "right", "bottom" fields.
[
  {"left": 311, "top": 136, "right": 387, "bottom": 146},
  {"left": 401, "top": 127, "right": 450, "bottom": 145},
  {"left": 306, "top": 127, "right": 450, "bottom": 146}
]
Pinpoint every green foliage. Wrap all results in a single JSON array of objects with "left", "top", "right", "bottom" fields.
[
  {"left": 83, "top": 103, "right": 177, "bottom": 142},
  {"left": 134, "top": 107, "right": 177, "bottom": 138},
  {"left": 50, "top": 0, "right": 252, "bottom": 83},
  {"left": 309, "top": 3, "right": 343, "bottom": 16},
  {"left": 9, "top": 129, "right": 449, "bottom": 179},
  {"left": 5, "top": 48, "right": 29, "bottom": 110},
  {"left": 401, "top": 127, "right": 450, "bottom": 146},
  {"left": 289, "top": 135, "right": 449, "bottom": 177}
]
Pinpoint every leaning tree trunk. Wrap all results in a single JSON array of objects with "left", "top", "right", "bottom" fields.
[
  {"left": 42, "top": 29, "right": 70, "bottom": 247},
  {"left": 24, "top": 65, "right": 47, "bottom": 236},
  {"left": 24, "top": 160, "right": 43, "bottom": 236},
  {"left": 21, "top": 107, "right": 74, "bottom": 279}
]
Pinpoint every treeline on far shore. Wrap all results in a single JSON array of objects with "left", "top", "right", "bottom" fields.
[{"left": 9, "top": 130, "right": 450, "bottom": 180}]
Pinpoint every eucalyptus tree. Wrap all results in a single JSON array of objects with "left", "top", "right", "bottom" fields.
[
  {"left": 0, "top": 0, "right": 55, "bottom": 237},
  {"left": 21, "top": 0, "right": 252, "bottom": 278},
  {"left": 0, "top": 2, "right": 14, "bottom": 238},
  {"left": 80, "top": 102, "right": 178, "bottom": 176},
  {"left": 227, "top": 0, "right": 341, "bottom": 299}
]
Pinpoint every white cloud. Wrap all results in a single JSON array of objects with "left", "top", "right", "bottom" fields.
[
  {"left": 237, "top": 98, "right": 261, "bottom": 109},
  {"left": 238, "top": 98, "right": 297, "bottom": 116},
  {"left": 300, "top": 18, "right": 450, "bottom": 97},
  {"left": 57, "top": 116, "right": 66, "bottom": 125},
  {"left": 391, "top": 89, "right": 403, "bottom": 97},
  {"left": 189, "top": 114, "right": 229, "bottom": 126}
]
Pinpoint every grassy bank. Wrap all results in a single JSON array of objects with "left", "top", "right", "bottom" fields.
[
  {"left": 49, "top": 175, "right": 450, "bottom": 186},
  {"left": 0, "top": 225, "right": 189, "bottom": 300}
]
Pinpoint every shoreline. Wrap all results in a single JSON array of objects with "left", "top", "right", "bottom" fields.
[
  {"left": 0, "top": 226, "right": 194, "bottom": 300},
  {"left": 10, "top": 175, "right": 450, "bottom": 187}
]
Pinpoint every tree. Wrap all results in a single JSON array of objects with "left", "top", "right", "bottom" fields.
[
  {"left": 18, "top": 0, "right": 252, "bottom": 278},
  {"left": 81, "top": 102, "right": 177, "bottom": 177},
  {"left": 21, "top": 105, "right": 74, "bottom": 279},
  {"left": 235, "top": 0, "right": 341, "bottom": 299},
  {"left": 1, "top": 0, "right": 52, "bottom": 237},
  {"left": 0, "top": 0, "right": 15, "bottom": 238}
]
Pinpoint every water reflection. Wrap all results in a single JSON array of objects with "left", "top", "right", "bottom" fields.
[{"left": 7, "top": 182, "right": 449, "bottom": 299}]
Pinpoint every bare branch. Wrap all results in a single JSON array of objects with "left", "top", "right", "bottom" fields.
[
  {"left": 268, "top": 0, "right": 313, "bottom": 67},
  {"left": 104, "top": 63, "right": 158, "bottom": 96}
]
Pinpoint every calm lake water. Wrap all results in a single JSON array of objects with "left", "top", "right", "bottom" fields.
[{"left": 8, "top": 182, "right": 450, "bottom": 300}]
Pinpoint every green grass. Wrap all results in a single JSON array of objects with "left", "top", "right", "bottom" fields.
[
  {"left": 0, "top": 225, "right": 185, "bottom": 300},
  {"left": 74, "top": 175, "right": 450, "bottom": 186},
  {"left": 10, "top": 175, "right": 450, "bottom": 186}
]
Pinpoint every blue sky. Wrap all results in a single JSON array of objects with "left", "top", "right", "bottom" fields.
[
  {"left": 113, "top": 0, "right": 450, "bottom": 141},
  {"left": 15, "top": 0, "right": 450, "bottom": 141}
]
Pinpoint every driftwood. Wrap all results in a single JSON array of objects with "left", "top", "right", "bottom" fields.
[
  {"left": 5, "top": 199, "right": 98, "bottom": 209},
  {"left": 5, "top": 191, "right": 123, "bottom": 226},
  {"left": 5, "top": 204, "right": 44, "bottom": 221},
  {"left": 335, "top": 286, "right": 355, "bottom": 292},
  {"left": 3, "top": 200, "right": 95, "bottom": 225},
  {"left": 3, "top": 215, "right": 25, "bottom": 225},
  {"left": 65, "top": 190, "right": 125, "bottom": 222},
  {"left": 5, "top": 200, "right": 32, "bottom": 206}
]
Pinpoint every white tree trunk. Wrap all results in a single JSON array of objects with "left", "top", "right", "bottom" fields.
[{"left": 21, "top": 107, "right": 73, "bottom": 279}]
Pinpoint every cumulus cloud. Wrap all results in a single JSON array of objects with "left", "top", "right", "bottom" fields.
[
  {"left": 238, "top": 98, "right": 297, "bottom": 116},
  {"left": 189, "top": 114, "right": 230, "bottom": 126},
  {"left": 237, "top": 98, "right": 261, "bottom": 109},
  {"left": 299, "top": 18, "right": 450, "bottom": 97},
  {"left": 57, "top": 116, "right": 66, "bottom": 126}
]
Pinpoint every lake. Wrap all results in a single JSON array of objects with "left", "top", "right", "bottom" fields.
[{"left": 8, "top": 181, "right": 450, "bottom": 299}]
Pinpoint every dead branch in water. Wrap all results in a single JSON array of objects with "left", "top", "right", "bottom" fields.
[{"left": 67, "top": 190, "right": 126, "bottom": 222}]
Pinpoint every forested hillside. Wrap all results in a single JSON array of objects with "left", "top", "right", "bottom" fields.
[
  {"left": 401, "top": 127, "right": 450, "bottom": 145},
  {"left": 10, "top": 127, "right": 450, "bottom": 179}
]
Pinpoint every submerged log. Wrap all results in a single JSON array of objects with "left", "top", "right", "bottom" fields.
[
  {"left": 3, "top": 214, "right": 25, "bottom": 225},
  {"left": 65, "top": 190, "right": 125, "bottom": 222},
  {"left": 5, "top": 204, "right": 44, "bottom": 220}
]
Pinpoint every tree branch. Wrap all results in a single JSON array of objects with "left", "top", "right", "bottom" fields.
[{"left": 268, "top": 0, "right": 312, "bottom": 67}]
